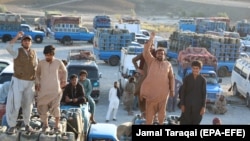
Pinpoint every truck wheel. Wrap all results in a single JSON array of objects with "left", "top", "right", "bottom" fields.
[
  {"left": 109, "top": 56, "right": 119, "bottom": 66},
  {"left": 233, "top": 84, "right": 239, "bottom": 96},
  {"left": 62, "top": 36, "right": 72, "bottom": 45},
  {"left": 34, "top": 35, "right": 43, "bottom": 43},
  {"left": 246, "top": 94, "right": 250, "bottom": 108},
  {"left": 2, "top": 35, "right": 11, "bottom": 43},
  {"left": 88, "top": 38, "right": 94, "bottom": 44},
  {"left": 217, "top": 67, "right": 228, "bottom": 77}
]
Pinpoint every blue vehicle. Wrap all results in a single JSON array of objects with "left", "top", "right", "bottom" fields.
[
  {"left": 168, "top": 31, "right": 241, "bottom": 77},
  {"left": 178, "top": 18, "right": 196, "bottom": 32},
  {"left": 177, "top": 47, "right": 223, "bottom": 103},
  {"left": 181, "top": 67, "right": 223, "bottom": 103},
  {"left": 93, "top": 15, "right": 111, "bottom": 29},
  {"left": 54, "top": 27, "right": 94, "bottom": 45},
  {"left": 93, "top": 28, "right": 135, "bottom": 66},
  {"left": 0, "top": 23, "right": 45, "bottom": 43}
]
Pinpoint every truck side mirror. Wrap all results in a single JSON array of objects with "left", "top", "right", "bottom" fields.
[
  {"left": 218, "top": 78, "right": 222, "bottom": 83},
  {"left": 99, "top": 73, "right": 102, "bottom": 78}
]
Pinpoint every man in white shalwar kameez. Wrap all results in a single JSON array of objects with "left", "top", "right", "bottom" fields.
[{"left": 5, "top": 31, "right": 38, "bottom": 134}]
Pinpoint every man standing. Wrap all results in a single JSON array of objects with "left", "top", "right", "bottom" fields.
[
  {"left": 180, "top": 60, "right": 206, "bottom": 125},
  {"left": 5, "top": 31, "right": 38, "bottom": 134},
  {"left": 78, "top": 70, "right": 96, "bottom": 124},
  {"left": 35, "top": 45, "right": 67, "bottom": 132},
  {"left": 140, "top": 32, "right": 175, "bottom": 125},
  {"left": 132, "top": 41, "right": 156, "bottom": 117},
  {"left": 105, "top": 81, "right": 120, "bottom": 122}
]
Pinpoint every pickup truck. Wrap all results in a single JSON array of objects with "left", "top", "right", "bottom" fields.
[
  {"left": 168, "top": 31, "right": 241, "bottom": 77},
  {"left": 50, "top": 15, "right": 95, "bottom": 45},
  {"left": 54, "top": 27, "right": 94, "bottom": 45},
  {"left": 0, "top": 23, "right": 45, "bottom": 43},
  {"left": 178, "top": 47, "right": 223, "bottom": 103},
  {"left": 93, "top": 28, "right": 135, "bottom": 66}
]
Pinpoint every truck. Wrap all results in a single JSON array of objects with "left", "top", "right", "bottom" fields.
[
  {"left": 51, "top": 15, "right": 94, "bottom": 45},
  {"left": 66, "top": 49, "right": 101, "bottom": 102},
  {"left": 0, "top": 13, "right": 45, "bottom": 43},
  {"left": 93, "top": 28, "right": 135, "bottom": 66},
  {"left": 168, "top": 31, "right": 241, "bottom": 77},
  {"left": 93, "top": 15, "right": 111, "bottom": 29},
  {"left": 1, "top": 104, "right": 118, "bottom": 141},
  {"left": 177, "top": 47, "right": 223, "bottom": 103},
  {"left": 118, "top": 46, "right": 143, "bottom": 91}
]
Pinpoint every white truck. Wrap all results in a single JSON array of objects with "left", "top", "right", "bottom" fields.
[{"left": 118, "top": 46, "right": 143, "bottom": 91}]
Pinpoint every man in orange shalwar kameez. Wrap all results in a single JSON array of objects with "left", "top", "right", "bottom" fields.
[{"left": 140, "top": 32, "right": 175, "bottom": 125}]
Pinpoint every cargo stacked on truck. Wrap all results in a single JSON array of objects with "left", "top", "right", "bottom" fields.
[
  {"left": 114, "top": 17, "right": 150, "bottom": 44},
  {"left": 93, "top": 15, "right": 111, "bottom": 29},
  {"left": 52, "top": 15, "right": 94, "bottom": 45},
  {"left": 0, "top": 13, "right": 45, "bottom": 43},
  {"left": 93, "top": 28, "right": 135, "bottom": 66},
  {"left": 44, "top": 10, "right": 62, "bottom": 37},
  {"left": 66, "top": 49, "right": 101, "bottom": 102},
  {"left": 178, "top": 47, "right": 223, "bottom": 103},
  {"left": 168, "top": 31, "right": 241, "bottom": 77}
]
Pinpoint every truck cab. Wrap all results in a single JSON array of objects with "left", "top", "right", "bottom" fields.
[
  {"left": 177, "top": 47, "right": 223, "bottom": 103},
  {"left": 20, "top": 24, "right": 45, "bottom": 43},
  {"left": 184, "top": 68, "right": 223, "bottom": 103},
  {"left": 66, "top": 49, "right": 101, "bottom": 102}
]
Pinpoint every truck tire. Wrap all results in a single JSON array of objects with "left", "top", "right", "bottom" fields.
[
  {"left": 2, "top": 35, "right": 11, "bottom": 43},
  {"left": 34, "top": 35, "right": 43, "bottom": 43},
  {"left": 233, "top": 84, "right": 240, "bottom": 96},
  {"left": 217, "top": 66, "right": 228, "bottom": 77},
  {"left": 62, "top": 36, "right": 72, "bottom": 45},
  {"left": 88, "top": 38, "right": 94, "bottom": 44},
  {"left": 109, "top": 56, "right": 119, "bottom": 66}
]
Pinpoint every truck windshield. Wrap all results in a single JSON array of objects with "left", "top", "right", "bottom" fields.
[
  {"left": 201, "top": 73, "right": 217, "bottom": 84},
  {"left": 67, "top": 66, "right": 98, "bottom": 80}
]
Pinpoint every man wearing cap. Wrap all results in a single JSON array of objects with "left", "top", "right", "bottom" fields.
[
  {"left": 5, "top": 31, "right": 38, "bottom": 134},
  {"left": 35, "top": 45, "right": 67, "bottom": 133}
]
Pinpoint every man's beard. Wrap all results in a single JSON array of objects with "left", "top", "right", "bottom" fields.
[
  {"left": 157, "top": 57, "right": 164, "bottom": 61},
  {"left": 22, "top": 45, "right": 29, "bottom": 49}
]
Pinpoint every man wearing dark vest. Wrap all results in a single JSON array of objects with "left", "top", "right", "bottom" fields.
[{"left": 5, "top": 31, "right": 38, "bottom": 134}]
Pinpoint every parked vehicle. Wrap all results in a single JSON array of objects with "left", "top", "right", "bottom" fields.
[
  {"left": 66, "top": 49, "right": 101, "bottom": 102},
  {"left": 0, "top": 63, "right": 13, "bottom": 88},
  {"left": 93, "top": 15, "right": 111, "bottom": 29},
  {"left": 168, "top": 31, "right": 241, "bottom": 77},
  {"left": 93, "top": 28, "right": 135, "bottom": 66},
  {"left": 51, "top": 15, "right": 94, "bottom": 45},
  {"left": 178, "top": 47, "right": 223, "bottom": 103},
  {"left": 0, "top": 59, "right": 12, "bottom": 73},
  {"left": 230, "top": 57, "right": 250, "bottom": 107},
  {"left": 118, "top": 46, "right": 143, "bottom": 91}
]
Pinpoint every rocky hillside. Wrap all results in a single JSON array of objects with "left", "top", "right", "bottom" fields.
[{"left": 1, "top": 0, "right": 250, "bottom": 23}]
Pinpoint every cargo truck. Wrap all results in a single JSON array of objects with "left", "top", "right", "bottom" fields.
[
  {"left": 93, "top": 28, "right": 135, "bottom": 66},
  {"left": 178, "top": 47, "right": 223, "bottom": 103},
  {"left": 51, "top": 15, "right": 94, "bottom": 45},
  {"left": 0, "top": 13, "right": 45, "bottom": 43},
  {"left": 168, "top": 31, "right": 241, "bottom": 77}
]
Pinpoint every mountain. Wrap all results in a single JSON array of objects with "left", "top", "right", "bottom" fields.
[{"left": 1, "top": 0, "right": 250, "bottom": 23}]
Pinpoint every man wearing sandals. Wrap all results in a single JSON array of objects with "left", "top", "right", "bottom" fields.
[
  {"left": 5, "top": 31, "right": 38, "bottom": 134},
  {"left": 35, "top": 45, "right": 67, "bottom": 132}
]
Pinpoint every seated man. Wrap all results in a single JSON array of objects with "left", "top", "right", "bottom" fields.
[
  {"left": 62, "top": 74, "right": 86, "bottom": 107},
  {"left": 212, "top": 95, "right": 227, "bottom": 114}
]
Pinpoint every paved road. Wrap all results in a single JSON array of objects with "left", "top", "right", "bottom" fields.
[{"left": 0, "top": 38, "right": 250, "bottom": 125}]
